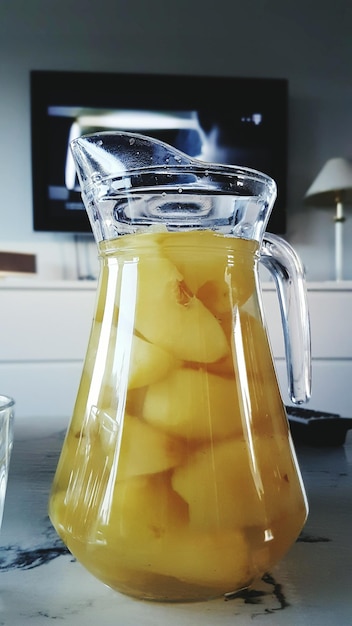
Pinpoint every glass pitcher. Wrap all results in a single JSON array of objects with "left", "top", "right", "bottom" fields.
[{"left": 49, "top": 131, "right": 311, "bottom": 602}]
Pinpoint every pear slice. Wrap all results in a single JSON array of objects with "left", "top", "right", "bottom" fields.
[
  {"left": 150, "top": 528, "right": 252, "bottom": 591},
  {"left": 161, "top": 230, "right": 257, "bottom": 307},
  {"left": 117, "top": 413, "right": 186, "bottom": 479},
  {"left": 97, "top": 473, "right": 189, "bottom": 549},
  {"left": 101, "top": 231, "right": 230, "bottom": 363},
  {"left": 172, "top": 438, "right": 260, "bottom": 530},
  {"left": 128, "top": 335, "right": 177, "bottom": 389},
  {"left": 172, "top": 435, "right": 307, "bottom": 530},
  {"left": 133, "top": 252, "right": 229, "bottom": 364},
  {"left": 143, "top": 367, "right": 242, "bottom": 440}
]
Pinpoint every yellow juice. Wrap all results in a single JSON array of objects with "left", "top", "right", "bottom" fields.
[{"left": 49, "top": 230, "right": 307, "bottom": 601}]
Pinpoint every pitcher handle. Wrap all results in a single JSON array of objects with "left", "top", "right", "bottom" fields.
[{"left": 260, "top": 233, "right": 311, "bottom": 404}]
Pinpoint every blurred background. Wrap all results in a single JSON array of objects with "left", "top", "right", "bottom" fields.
[{"left": 0, "top": 0, "right": 352, "bottom": 281}]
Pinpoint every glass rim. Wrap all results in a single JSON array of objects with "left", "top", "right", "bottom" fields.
[
  {"left": 71, "top": 131, "right": 278, "bottom": 193},
  {"left": 0, "top": 394, "right": 15, "bottom": 410}
]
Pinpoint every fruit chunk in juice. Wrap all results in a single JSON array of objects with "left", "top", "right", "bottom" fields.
[{"left": 49, "top": 229, "right": 307, "bottom": 601}]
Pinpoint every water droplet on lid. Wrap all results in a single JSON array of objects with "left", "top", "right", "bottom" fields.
[
  {"left": 129, "top": 138, "right": 135, "bottom": 145},
  {"left": 178, "top": 188, "right": 183, "bottom": 194}
]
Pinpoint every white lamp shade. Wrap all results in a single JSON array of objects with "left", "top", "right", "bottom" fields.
[{"left": 305, "top": 157, "right": 352, "bottom": 206}]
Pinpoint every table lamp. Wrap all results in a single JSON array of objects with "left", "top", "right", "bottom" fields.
[{"left": 304, "top": 157, "right": 352, "bottom": 281}]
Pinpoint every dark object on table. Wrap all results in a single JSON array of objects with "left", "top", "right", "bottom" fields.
[{"left": 286, "top": 405, "right": 352, "bottom": 447}]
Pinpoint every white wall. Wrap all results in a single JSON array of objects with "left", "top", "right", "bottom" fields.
[{"left": 1, "top": 0, "right": 352, "bottom": 281}]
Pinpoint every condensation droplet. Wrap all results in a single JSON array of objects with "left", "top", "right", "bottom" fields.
[{"left": 129, "top": 138, "right": 135, "bottom": 145}]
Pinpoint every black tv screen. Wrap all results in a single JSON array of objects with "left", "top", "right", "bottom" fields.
[{"left": 30, "top": 70, "right": 288, "bottom": 234}]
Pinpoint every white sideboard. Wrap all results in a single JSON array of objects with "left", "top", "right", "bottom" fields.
[{"left": 1, "top": 279, "right": 351, "bottom": 420}]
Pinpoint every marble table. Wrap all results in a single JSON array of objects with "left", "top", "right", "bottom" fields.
[{"left": 0, "top": 415, "right": 351, "bottom": 626}]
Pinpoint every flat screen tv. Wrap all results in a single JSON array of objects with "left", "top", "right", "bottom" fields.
[{"left": 30, "top": 70, "right": 288, "bottom": 234}]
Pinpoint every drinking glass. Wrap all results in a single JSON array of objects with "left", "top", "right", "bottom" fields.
[{"left": 0, "top": 395, "right": 15, "bottom": 528}]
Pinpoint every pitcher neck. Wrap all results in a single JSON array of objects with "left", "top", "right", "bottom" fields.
[{"left": 70, "top": 131, "right": 277, "bottom": 244}]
